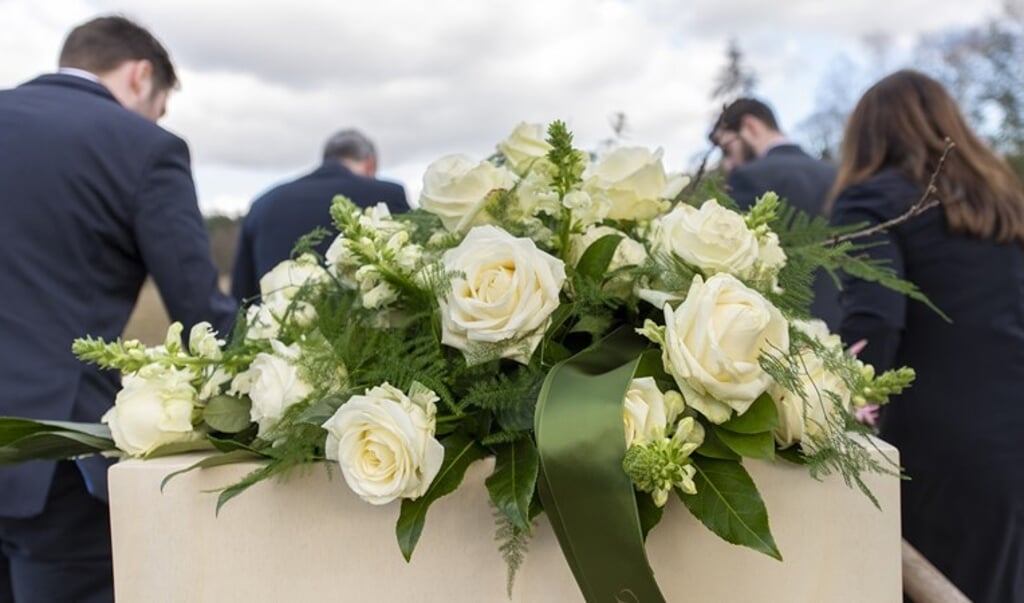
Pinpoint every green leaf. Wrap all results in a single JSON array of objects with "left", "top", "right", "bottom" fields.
[
  {"left": 541, "top": 339, "right": 574, "bottom": 365},
  {"left": 144, "top": 439, "right": 216, "bottom": 459},
  {"left": 678, "top": 457, "right": 782, "bottom": 560},
  {"left": 776, "top": 446, "right": 807, "bottom": 465},
  {"left": 569, "top": 314, "right": 613, "bottom": 337},
  {"left": 293, "top": 394, "right": 347, "bottom": 426},
  {"left": 635, "top": 491, "right": 665, "bottom": 541},
  {"left": 576, "top": 234, "right": 623, "bottom": 281},
  {"left": 216, "top": 463, "right": 276, "bottom": 513},
  {"left": 695, "top": 426, "right": 741, "bottom": 461},
  {"left": 631, "top": 349, "right": 667, "bottom": 380},
  {"left": 396, "top": 432, "right": 488, "bottom": 561},
  {"left": 485, "top": 439, "right": 540, "bottom": 533},
  {"left": 0, "top": 417, "right": 115, "bottom": 463},
  {"left": 208, "top": 434, "right": 264, "bottom": 454},
  {"left": 0, "top": 417, "right": 112, "bottom": 441},
  {"left": 719, "top": 393, "right": 778, "bottom": 434},
  {"left": 203, "top": 395, "right": 252, "bottom": 433},
  {"left": 159, "top": 449, "right": 264, "bottom": 492},
  {"left": 713, "top": 427, "right": 775, "bottom": 461},
  {"left": 0, "top": 432, "right": 114, "bottom": 463}
]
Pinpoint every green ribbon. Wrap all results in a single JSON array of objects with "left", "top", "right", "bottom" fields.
[{"left": 535, "top": 328, "right": 666, "bottom": 603}]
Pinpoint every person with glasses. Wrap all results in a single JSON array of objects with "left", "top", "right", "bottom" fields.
[{"left": 709, "top": 98, "right": 840, "bottom": 329}]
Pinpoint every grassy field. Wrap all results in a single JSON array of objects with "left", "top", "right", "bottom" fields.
[
  {"left": 123, "top": 277, "right": 231, "bottom": 345},
  {"left": 123, "top": 219, "right": 239, "bottom": 345}
]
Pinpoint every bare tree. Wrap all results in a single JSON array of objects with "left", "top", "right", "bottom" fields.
[
  {"left": 710, "top": 39, "right": 758, "bottom": 105},
  {"left": 595, "top": 111, "right": 630, "bottom": 155},
  {"left": 913, "top": 5, "right": 1024, "bottom": 177},
  {"left": 795, "top": 54, "right": 860, "bottom": 160}
]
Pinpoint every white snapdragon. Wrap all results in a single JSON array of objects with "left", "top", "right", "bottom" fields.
[
  {"left": 325, "top": 203, "right": 424, "bottom": 311},
  {"left": 188, "top": 322, "right": 224, "bottom": 360},
  {"left": 562, "top": 190, "right": 612, "bottom": 226},
  {"left": 515, "top": 164, "right": 561, "bottom": 217},
  {"left": 198, "top": 367, "right": 233, "bottom": 401}
]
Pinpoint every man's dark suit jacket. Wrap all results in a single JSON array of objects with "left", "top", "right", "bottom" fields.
[
  {"left": 0, "top": 74, "right": 236, "bottom": 517},
  {"left": 727, "top": 144, "right": 840, "bottom": 329},
  {"left": 230, "top": 162, "right": 409, "bottom": 302}
]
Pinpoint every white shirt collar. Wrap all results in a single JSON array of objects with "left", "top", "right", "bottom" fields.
[{"left": 57, "top": 67, "right": 101, "bottom": 84}]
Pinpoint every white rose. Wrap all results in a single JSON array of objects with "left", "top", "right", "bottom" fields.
[
  {"left": 584, "top": 147, "right": 688, "bottom": 221},
  {"left": 259, "top": 254, "right": 328, "bottom": 301},
  {"left": 188, "top": 322, "right": 223, "bottom": 360},
  {"left": 497, "top": 122, "right": 553, "bottom": 175},
  {"left": 322, "top": 382, "right": 444, "bottom": 505},
  {"left": 794, "top": 319, "right": 844, "bottom": 352},
  {"left": 661, "top": 273, "right": 790, "bottom": 423},
  {"left": 102, "top": 364, "right": 199, "bottom": 457},
  {"left": 440, "top": 225, "right": 566, "bottom": 364},
  {"left": 419, "top": 155, "right": 518, "bottom": 232},
  {"left": 246, "top": 340, "right": 313, "bottom": 437},
  {"left": 248, "top": 255, "right": 327, "bottom": 339},
  {"left": 769, "top": 350, "right": 852, "bottom": 452},
  {"left": 623, "top": 377, "right": 685, "bottom": 448},
  {"left": 440, "top": 223, "right": 569, "bottom": 360},
  {"left": 652, "top": 200, "right": 760, "bottom": 279}
]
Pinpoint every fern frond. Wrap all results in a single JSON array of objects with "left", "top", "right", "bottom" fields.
[{"left": 493, "top": 505, "right": 532, "bottom": 598}]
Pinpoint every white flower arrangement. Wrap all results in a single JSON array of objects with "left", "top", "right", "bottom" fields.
[{"left": 6, "top": 121, "right": 924, "bottom": 600}]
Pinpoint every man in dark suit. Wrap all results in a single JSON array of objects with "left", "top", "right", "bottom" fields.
[
  {"left": 710, "top": 98, "right": 840, "bottom": 329},
  {"left": 230, "top": 129, "right": 409, "bottom": 303},
  {"left": 0, "top": 16, "right": 236, "bottom": 602}
]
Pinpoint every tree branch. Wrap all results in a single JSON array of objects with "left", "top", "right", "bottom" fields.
[
  {"left": 674, "top": 145, "right": 715, "bottom": 204},
  {"left": 827, "top": 139, "right": 955, "bottom": 246}
]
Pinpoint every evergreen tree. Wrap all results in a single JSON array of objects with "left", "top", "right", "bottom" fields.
[{"left": 710, "top": 39, "right": 758, "bottom": 105}]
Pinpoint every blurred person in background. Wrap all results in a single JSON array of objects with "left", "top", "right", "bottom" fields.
[
  {"left": 830, "top": 69, "right": 1024, "bottom": 602},
  {"left": 0, "top": 15, "right": 236, "bottom": 603},
  {"left": 710, "top": 98, "right": 840, "bottom": 329},
  {"left": 230, "top": 128, "right": 409, "bottom": 303}
]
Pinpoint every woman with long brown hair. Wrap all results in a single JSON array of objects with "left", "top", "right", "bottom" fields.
[{"left": 830, "top": 69, "right": 1024, "bottom": 602}]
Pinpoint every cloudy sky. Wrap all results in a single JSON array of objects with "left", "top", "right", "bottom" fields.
[{"left": 0, "top": 0, "right": 1007, "bottom": 215}]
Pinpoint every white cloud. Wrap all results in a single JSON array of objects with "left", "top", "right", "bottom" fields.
[
  {"left": 0, "top": 0, "right": 1008, "bottom": 214},
  {"left": 640, "top": 0, "right": 1001, "bottom": 39}
]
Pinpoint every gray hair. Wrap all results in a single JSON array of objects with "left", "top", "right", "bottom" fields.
[{"left": 322, "top": 129, "right": 377, "bottom": 163}]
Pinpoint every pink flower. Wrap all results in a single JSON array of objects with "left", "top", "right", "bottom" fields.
[{"left": 854, "top": 404, "right": 880, "bottom": 427}]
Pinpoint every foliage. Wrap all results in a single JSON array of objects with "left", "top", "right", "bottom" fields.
[{"left": 0, "top": 120, "right": 936, "bottom": 600}]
